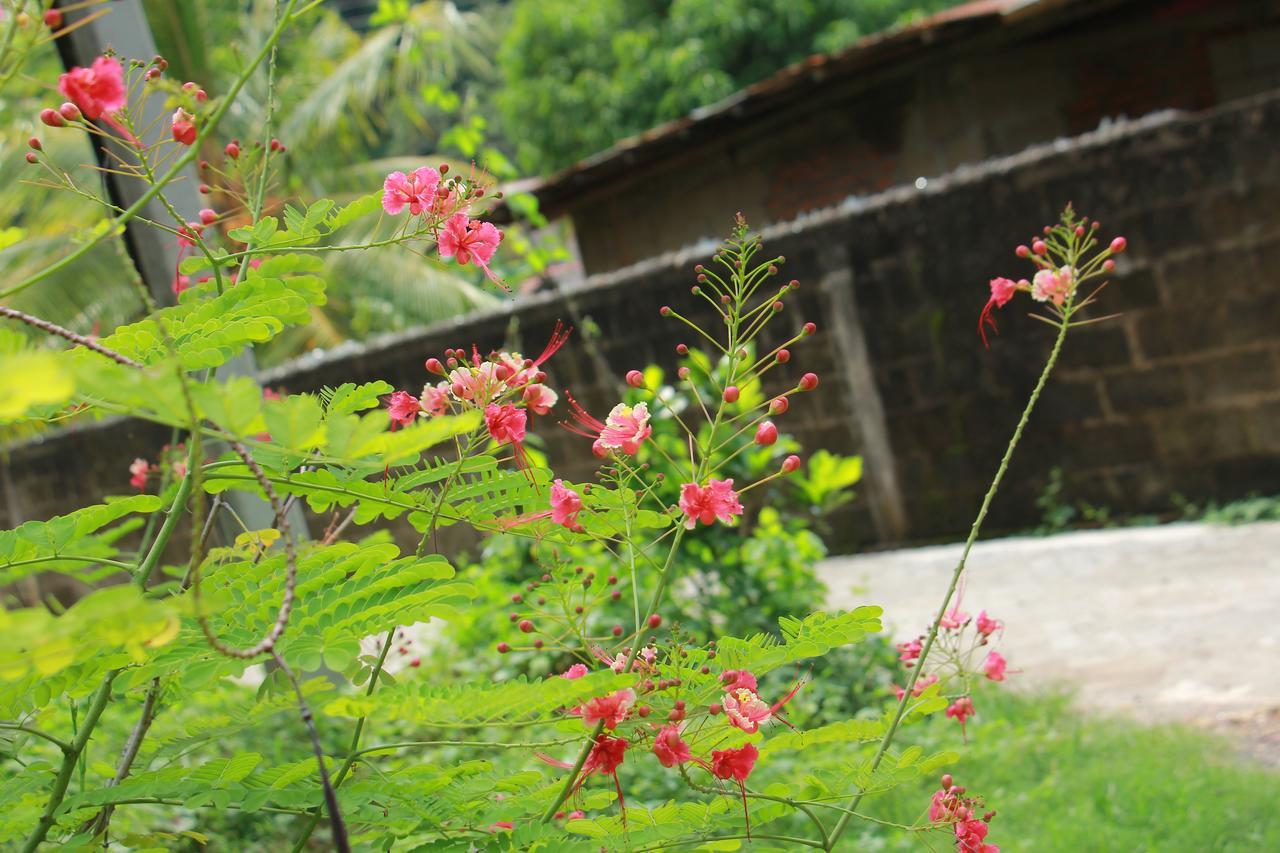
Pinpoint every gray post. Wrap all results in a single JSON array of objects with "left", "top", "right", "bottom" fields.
[
  {"left": 54, "top": 0, "right": 308, "bottom": 542},
  {"left": 818, "top": 244, "right": 910, "bottom": 542}
]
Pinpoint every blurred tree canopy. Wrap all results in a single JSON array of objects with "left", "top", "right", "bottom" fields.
[{"left": 494, "top": 0, "right": 960, "bottom": 174}]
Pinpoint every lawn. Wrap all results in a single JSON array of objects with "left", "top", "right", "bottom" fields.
[{"left": 856, "top": 689, "right": 1279, "bottom": 851}]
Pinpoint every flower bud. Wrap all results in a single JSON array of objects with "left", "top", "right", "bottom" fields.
[
  {"left": 199, "top": 184, "right": 211, "bottom": 194},
  {"left": 27, "top": 137, "right": 40, "bottom": 151},
  {"left": 1075, "top": 225, "right": 1086, "bottom": 237},
  {"left": 940, "top": 774, "right": 953, "bottom": 789},
  {"left": 1102, "top": 259, "right": 1116, "bottom": 272},
  {"left": 723, "top": 386, "right": 739, "bottom": 403},
  {"left": 1015, "top": 244, "right": 1030, "bottom": 258},
  {"left": 198, "top": 208, "right": 217, "bottom": 225},
  {"left": 518, "top": 619, "right": 534, "bottom": 633},
  {"left": 195, "top": 89, "right": 208, "bottom": 102},
  {"left": 1110, "top": 236, "right": 1127, "bottom": 253},
  {"left": 425, "top": 357, "right": 444, "bottom": 374},
  {"left": 769, "top": 396, "right": 789, "bottom": 415},
  {"left": 776, "top": 348, "right": 790, "bottom": 363},
  {"left": 802, "top": 321, "right": 816, "bottom": 335},
  {"left": 781, "top": 454, "right": 802, "bottom": 474},
  {"left": 496, "top": 642, "right": 510, "bottom": 654},
  {"left": 709, "top": 703, "right": 722, "bottom": 715},
  {"left": 677, "top": 366, "right": 690, "bottom": 380},
  {"left": 511, "top": 593, "right": 522, "bottom": 603},
  {"left": 44, "top": 9, "right": 63, "bottom": 28},
  {"left": 1032, "top": 240, "right": 1047, "bottom": 255},
  {"left": 508, "top": 613, "right": 519, "bottom": 622},
  {"left": 754, "top": 422, "right": 778, "bottom": 446},
  {"left": 676, "top": 343, "right": 688, "bottom": 355},
  {"left": 772, "top": 300, "right": 784, "bottom": 312},
  {"left": 171, "top": 108, "right": 196, "bottom": 145},
  {"left": 799, "top": 373, "right": 818, "bottom": 391},
  {"left": 25, "top": 152, "right": 37, "bottom": 164},
  {"left": 611, "top": 625, "right": 623, "bottom": 637},
  {"left": 648, "top": 614, "right": 662, "bottom": 628},
  {"left": 626, "top": 370, "right": 645, "bottom": 388},
  {"left": 225, "top": 141, "right": 240, "bottom": 159}
]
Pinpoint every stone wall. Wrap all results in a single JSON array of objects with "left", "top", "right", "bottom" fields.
[
  {"left": 565, "top": 0, "right": 1280, "bottom": 275},
  {"left": 4, "top": 91, "right": 1280, "bottom": 553}
]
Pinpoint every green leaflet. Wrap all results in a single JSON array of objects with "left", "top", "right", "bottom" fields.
[
  {"left": 0, "top": 495, "right": 160, "bottom": 585},
  {"left": 715, "top": 607, "right": 884, "bottom": 675},
  {"left": 323, "top": 670, "right": 636, "bottom": 727},
  {"left": 0, "top": 585, "right": 179, "bottom": 687},
  {"left": 96, "top": 273, "right": 326, "bottom": 370},
  {"left": 119, "top": 543, "right": 471, "bottom": 692}
]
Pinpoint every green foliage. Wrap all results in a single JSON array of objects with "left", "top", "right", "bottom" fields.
[
  {"left": 856, "top": 689, "right": 1280, "bottom": 850},
  {"left": 497, "top": 0, "right": 961, "bottom": 172}
]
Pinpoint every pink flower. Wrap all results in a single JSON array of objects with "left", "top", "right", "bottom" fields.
[
  {"left": 172, "top": 273, "right": 190, "bottom": 295},
  {"left": 171, "top": 108, "right": 196, "bottom": 145},
  {"left": 485, "top": 403, "right": 527, "bottom": 446},
  {"left": 550, "top": 479, "right": 583, "bottom": 529},
  {"left": 983, "top": 650, "right": 1008, "bottom": 682},
  {"left": 566, "top": 810, "right": 585, "bottom": 820},
  {"left": 523, "top": 383, "right": 557, "bottom": 415},
  {"left": 438, "top": 213, "right": 504, "bottom": 287},
  {"left": 579, "top": 688, "right": 635, "bottom": 730},
  {"left": 929, "top": 788, "right": 960, "bottom": 822},
  {"left": 896, "top": 637, "right": 923, "bottom": 664},
  {"left": 58, "top": 56, "right": 126, "bottom": 120},
  {"left": 722, "top": 678, "right": 803, "bottom": 735},
  {"left": 488, "top": 822, "right": 514, "bottom": 832},
  {"left": 955, "top": 817, "right": 998, "bottom": 852},
  {"left": 1031, "top": 266, "right": 1074, "bottom": 306},
  {"left": 894, "top": 672, "right": 938, "bottom": 701},
  {"left": 940, "top": 608, "right": 969, "bottom": 630},
  {"left": 946, "top": 696, "right": 976, "bottom": 734},
  {"left": 386, "top": 390, "right": 420, "bottom": 427},
  {"left": 711, "top": 743, "right": 760, "bottom": 838},
  {"left": 449, "top": 361, "right": 502, "bottom": 405},
  {"left": 381, "top": 167, "right": 441, "bottom": 216},
  {"left": 711, "top": 743, "right": 758, "bottom": 783},
  {"left": 560, "top": 663, "right": 588, "bottom": 680},
  {"left": 128, "top": 458, "right": 150, "bottom": 490},
  {"left": 975, "top": 610, "right": 1002, "bottom": 638},
  {"left": 563, "top": 396, "right": 652, "bottom": 456},
  {"left": 419, "top": 382, "right": 450, "bottom": 416},
  {"left": 678, "top": 478, "right": 744, "bottom": 529},
  {"left": 652, "top": 724, "right": 694, "bottom": 768},
  {"left": 978, "top": 277, "right": 1026, "bottom": 347}
]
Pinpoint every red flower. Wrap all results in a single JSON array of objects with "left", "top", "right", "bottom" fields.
[
  {"left": 578, "top": 689, "right": 634, "bottom": 730},
  {"left": 651, "top": 724, "right": 694, "bottom": 768},
  {"left": 978, "top": 276, "right": 1024, "bottom": 348},
  {"left": 484, "top": 403, "right": 527, "bottom": 446},
  {"left": 58, "top": 56, "right": 126, "bottom": 120},
  {"left": 386, "top": 391, "right": 420, "bottom": 428},
  {"left": 171, "top": 108, "right": 196, "bottom": 145},
  {"left": 678, "top": 478, "right": 743, "bottom": 529},
  {"left": 711, "top": 743, "right": 759, "bottom": 839}
]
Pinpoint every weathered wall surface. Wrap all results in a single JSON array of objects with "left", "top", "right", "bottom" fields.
[
  {"left": 568, "top": 0, "right": 1280, "bottom": 274},
  {"left": 4, "top": 91, "right": 1279, "bottom": 553}
]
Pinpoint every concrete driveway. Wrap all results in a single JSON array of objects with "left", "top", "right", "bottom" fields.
[{"left": 819, "top": 522, "right": 1280, "bottom": 751}]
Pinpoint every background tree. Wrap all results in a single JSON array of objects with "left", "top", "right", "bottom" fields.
[{"left": 495, "top": 0, "right": 959, "bottom": 174}]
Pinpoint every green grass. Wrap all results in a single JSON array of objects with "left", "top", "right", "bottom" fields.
[{"left": 855, "top": 689, "right": 1279, "bottom": 851}]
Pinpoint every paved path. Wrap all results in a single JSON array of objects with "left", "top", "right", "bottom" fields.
[{"left": 819, "top": 522, "right": 1280, "bottom": 733}]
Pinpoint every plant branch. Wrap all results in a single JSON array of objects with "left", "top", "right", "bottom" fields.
[
  {"left": 824, "top": 304, "right": 1073, "bottom": 850},
  {"left": 0, "top": 306, "right": 140, "bottom": 367}
]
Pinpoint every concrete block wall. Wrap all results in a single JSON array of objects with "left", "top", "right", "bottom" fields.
[{"left": 4, "top": 91, "right": 1279, "bottom": 554}]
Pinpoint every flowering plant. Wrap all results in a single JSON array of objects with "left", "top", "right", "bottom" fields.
[{"left": 0, "top": 4, "right": 1127, "bottom": 850}]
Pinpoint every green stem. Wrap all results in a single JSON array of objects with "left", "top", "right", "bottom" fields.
[
  {"left": 0, "top": 723, "right": 71, "bottom": 753},
  {"left": 20, "top": 672, "right": 117, "bottom": 853},
  {"left": 823, "top": 307, "right": 1072, "bottom": 850},
  {"left": 288, "top": 630, "right": 395, "bottom": 853},
  {"left": 133, "top": 453, "right": 196, "bottom": 589},
  {"left": 0, "top": 0, "right": 303, "bottom": 303}
]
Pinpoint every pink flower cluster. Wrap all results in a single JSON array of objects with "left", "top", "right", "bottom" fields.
[
  {"left": 979, "top": 207, "right": 1128, "bottom": 347},
  {"left": 929, "top": 774, "right": 1001, "bottom": 852},
  {"left": 379, "top": 165, "right": 506, "bottom": 288},
  {"left": 546, "top": 662, "right": 790, "bottom": 836}
]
